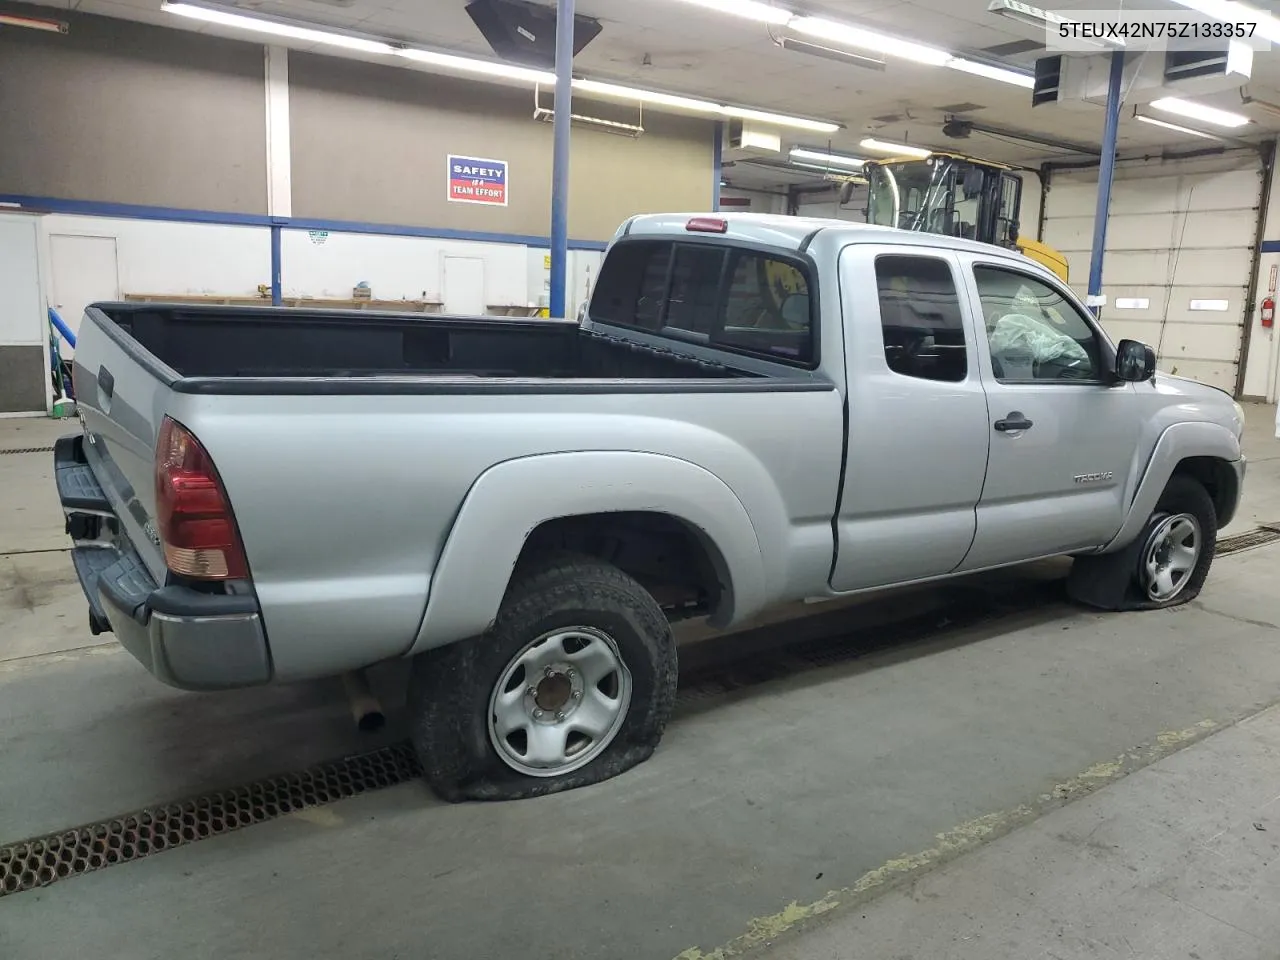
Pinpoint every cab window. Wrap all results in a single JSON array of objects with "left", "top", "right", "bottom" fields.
[{"left": 973, "top": 265, "right": 1102, "bottom": 382}]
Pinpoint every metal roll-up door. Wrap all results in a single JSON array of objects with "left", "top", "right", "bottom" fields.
[{"left": 1042, "top": 151, "right": 1264, "bottom": 392}]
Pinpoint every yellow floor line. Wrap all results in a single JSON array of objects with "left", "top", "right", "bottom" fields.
[{"left": 672, "top": 718, "right": 1221, "bottom": 960}]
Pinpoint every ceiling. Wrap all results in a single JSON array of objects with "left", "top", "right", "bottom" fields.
[{"left": 15, "top": 0, "right": 1280, "bottom": 190}]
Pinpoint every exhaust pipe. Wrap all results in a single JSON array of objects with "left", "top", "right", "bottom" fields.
[{"left": 341, "top": 670, "right": 385, "bottom": 732}]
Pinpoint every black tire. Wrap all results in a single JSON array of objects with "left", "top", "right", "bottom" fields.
[
  {"left": 408, "top": 552, "right": 677, "bottom": 803},
  {"left": 1067, "top": 474, "right": 1217, "bottom": 611}
]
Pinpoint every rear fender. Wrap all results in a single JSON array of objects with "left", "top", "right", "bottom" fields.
[
  {"left": 1104, "top": 421, "right": 1241, "bottom": 552},
  {"left": 409, "top": 451, "right": 766, "bottom": 653}
]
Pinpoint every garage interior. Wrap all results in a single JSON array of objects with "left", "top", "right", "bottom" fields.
[{"left": 5, "top": 0, "right": 1280, "bottom": 957}]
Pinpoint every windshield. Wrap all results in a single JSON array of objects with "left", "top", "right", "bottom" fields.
[{"left": 866, "top": 158, "right": 961, "bottom": 235}]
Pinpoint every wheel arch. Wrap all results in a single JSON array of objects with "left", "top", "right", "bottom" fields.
[
  {"left": 410, "top": 451, "right": 768, "bottom": 654},
  {"left": 1106, "top": 421, "right": 1242, "bottom": 552}
]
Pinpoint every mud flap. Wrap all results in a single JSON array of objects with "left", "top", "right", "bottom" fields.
[{"left": 1065, "top": 538, "right": 1145, "bottom": 611}]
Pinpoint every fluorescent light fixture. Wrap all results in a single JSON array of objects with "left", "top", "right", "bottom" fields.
[
  {"left": 575, "top": 79, "right": 839, "bottom": 132},
  {"left": 789, "top": 148, "right": 865, "bottom": 168},
  {"left": 1169, "top": 0, "right": 1280, "bottom": 44},
  {"left": 673, "top": 0, "right": 791, "bottom": 25},
  {"left": 1135, "top": 114, "right": 1222, "bottom": 140},
  {"left": 789, "top": 16, "right": 952, "bottom": 66},
  {"left": 947, "top": 57, "right": 1034, "bottom": 87},
  {"left": 860, "top": 138, "right": 931, "bottom": 158},
  {"left": 398, "top": 47, "right": 553, "bottom": 83},
  {"left": 720, "top": 105, "right": 837, "bottom": 133},
  {"left": 163, "top": 3, "right": 838, "bottom": 133},
  {"left": 0, "top": 13, "right": 67, "bottom": 33},
  {"left": 1149, "top": 97, "right": 1250, "bottom": 129},
  {"left": 777, "top": 36, "right": 886, "bottom": 70},
  {"left": 162, "top": 2, "right": 394, "bottom": 53}
]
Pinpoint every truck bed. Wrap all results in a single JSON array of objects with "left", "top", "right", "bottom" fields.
[{"left": 98, "top": 304, "right": 760, "bottom": 386}]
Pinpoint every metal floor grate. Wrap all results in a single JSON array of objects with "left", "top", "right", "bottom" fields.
[
  {"left": 0, "top": 742, "right": 421, "bottom": 898},
  {"left": 1216, "top": 525, "right": 1280, "bottom": 556},
  {"left": 0, "top": 445, "right": 56, "bottom": 456}
]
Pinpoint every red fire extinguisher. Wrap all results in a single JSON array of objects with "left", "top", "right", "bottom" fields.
[{"left": 1263, "top": 296, "right": 1275, "bottom": 328}]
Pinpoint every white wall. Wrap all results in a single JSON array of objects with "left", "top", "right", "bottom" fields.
[{"left": 38, "top": 214, "right": 605, "bottom": 341}]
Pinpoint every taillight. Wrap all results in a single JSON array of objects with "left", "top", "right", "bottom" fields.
[
  {"left": 154, "top": 417, "right": 249, "bottom": 580},
  {"left": 686, "top": 217, "right": 728, "bottom": 234}
]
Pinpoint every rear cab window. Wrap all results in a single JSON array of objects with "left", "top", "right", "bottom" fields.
[{"left": 588, "top": 239, "right": 817, "bottom": 367}]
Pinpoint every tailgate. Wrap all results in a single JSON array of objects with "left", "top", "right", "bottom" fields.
[{"left": 71, "top": 307, "right": 176, "bottom": 584}]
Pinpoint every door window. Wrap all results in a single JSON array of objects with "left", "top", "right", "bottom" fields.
[
  {"left": 874, "top": 254, "right": 968, "bottom": 382},
  {"left": 973, "top": 265, "right": 1102, "bottom": 382}
]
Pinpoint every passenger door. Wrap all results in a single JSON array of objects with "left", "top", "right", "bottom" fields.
[
  {"left": 830, "top": 245, "right": 992, "bottom": 592},
  {"left": 958, "top": 259, "right": 1138, "bottom": 571}
]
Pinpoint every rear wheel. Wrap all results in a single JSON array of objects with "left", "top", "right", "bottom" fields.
[{"left": 408, "top": 553, "right": 677, "bottom": 802}]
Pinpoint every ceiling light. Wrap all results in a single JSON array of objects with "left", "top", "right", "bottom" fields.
[
  {"left": 397, "top": 47, "right": 554, "bottom": 83},
  {"left": 162, "top": 2, "right": 394, "bottom": 54},
  {"left": 1168, "top": 0, "right": 1280, "bottom": 44},
  {"left": 720, "top": 106, "right": 838, "bottom": 133},
  {"left": 777, "top": 36, "right": 886, "bottom": 71},
  {"left": 789, "top": 148, "right": 865, "bottom": 168},
  {"left": 789, "top": 17, "right": 952, "bottom": 67},
  {"left": 859, "top": 138, "right": 931, "bottom": 158},
  {"left": 1135, "top": 115, "right": 1222, "bottom": 140},
  {"left": 576, "top": 79, "right": 840, "bottom": 133},
  {"left": 1149, "top": 97, "right": 1250, "bottom": 129},
  {"left": 672, "top": 0, "right": 792, "bottom": 25},
  {"left": 947, "top": 57, "right": 1034, "bottom": 88},
  {"left": 0, "top": 13, "right": 67, "bottom": 33},
  {"left": 163, "top": 3, "right": 838, "bottom": 133}
]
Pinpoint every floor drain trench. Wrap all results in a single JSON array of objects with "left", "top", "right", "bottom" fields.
[{"left": 0, "top": 742, "right": 422, "bottom": 899}]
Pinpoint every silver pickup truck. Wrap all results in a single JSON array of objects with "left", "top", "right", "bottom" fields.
[{"left": 56, "top": 213, "right": 1245, "bottom": 801}]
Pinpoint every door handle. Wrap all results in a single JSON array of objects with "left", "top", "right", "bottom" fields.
[
  {"left": 97, "top": 366, "right": 114, "bottom": 400},
  {"left": 994, "top": 412, "right": 1033, "bottom": 432}
]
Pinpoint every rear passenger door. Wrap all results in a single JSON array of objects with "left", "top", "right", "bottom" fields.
[
  {"left": 830, "top": 245, "right": 992, "bottom": 592},
  {"left": 957, "top": 259, "right": 1139, "bottom": 571}
]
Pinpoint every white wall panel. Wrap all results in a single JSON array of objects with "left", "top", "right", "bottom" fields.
[{"left": 1043, "top": 152, "right": 1264, "bottom": 393}]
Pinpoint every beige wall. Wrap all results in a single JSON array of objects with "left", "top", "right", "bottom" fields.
[
  {"left": 288, "top": 54, "right": 715, "bottom": 241},
  {"left": 0, "top": 3, "right": 268, "bottom": 214}
]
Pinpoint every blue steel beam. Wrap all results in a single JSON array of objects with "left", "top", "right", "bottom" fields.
[
  {"left": 1087, "top": 49, "right": 1126, "bottom": 319},
  {"left": 549, "top": 0, "right": 574, "bottom": 319}
]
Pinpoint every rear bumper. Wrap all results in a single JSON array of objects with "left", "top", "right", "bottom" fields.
[{"left": 55, "top": 434, "right": 272, "bottom": 691}]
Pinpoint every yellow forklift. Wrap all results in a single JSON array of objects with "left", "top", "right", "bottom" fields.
[{"left": 842, "top": 151, "right": 1070, "bottom": 283}]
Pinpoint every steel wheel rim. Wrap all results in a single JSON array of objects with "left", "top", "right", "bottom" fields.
[
  {"left": 1141, "top": 512, "right": 1201, "bottom": 602},
  {"left": 487, "top": 626, "right": 633, "bottom": 778}
]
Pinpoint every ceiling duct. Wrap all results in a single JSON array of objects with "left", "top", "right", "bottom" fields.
[
  {"left": 465, "top": 0, "right": 602, "bottom": 69},
  {"left": 723, "top": 120, "right": 782, "bottom": 160},
  {"left": 1032, "top": 42, "right": 1253, "bottom": 111}
]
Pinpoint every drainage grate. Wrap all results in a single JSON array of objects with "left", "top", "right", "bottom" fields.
[
  {"left": 1216, "top": 525, "right": 1280, "bottom": 556},
  {"left": 0, "top": 445, "right": 55, "bottom": 456},
  {"left": 0, "top": 742, "right": 421, "bottom": 899}
]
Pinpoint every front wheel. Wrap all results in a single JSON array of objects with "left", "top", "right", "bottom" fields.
[
  {"left": 408, "top": 553, "right": 677, "bottom": 802},
  {"left": 1068, "top": 474, "right": 1217, "bottom": 611}
]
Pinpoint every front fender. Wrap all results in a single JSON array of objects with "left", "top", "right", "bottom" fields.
[
  {"left": 1104, "top": 420, "right": 1242, "bottom": 552},
  {"left": 409, "top": 451, "right": 767, "bottom": 653}
]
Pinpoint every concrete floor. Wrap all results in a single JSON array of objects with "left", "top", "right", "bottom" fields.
[{"left": 3, "top": 407, "right": 1280, "bottom": 960}]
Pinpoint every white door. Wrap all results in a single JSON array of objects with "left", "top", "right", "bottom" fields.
[
  {"left": 442, "top": 256, "right": 486, "bottom": 315},
  {"left": 1042, "top": 153, "right": 1264, "bottom": 393},
  {"left": 0, "top": 216, "right": 47, "bottom": 413},
  {"left": 49, "top": 234, "right": 120, "bottom": 353}
]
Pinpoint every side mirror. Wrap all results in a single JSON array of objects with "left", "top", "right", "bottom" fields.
[
  {"left": 839, "top": 180, "right": 855, "bottom": 206},
  {"left": 1115, "top": 339, "right": 1156, "bottom": 382}
]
